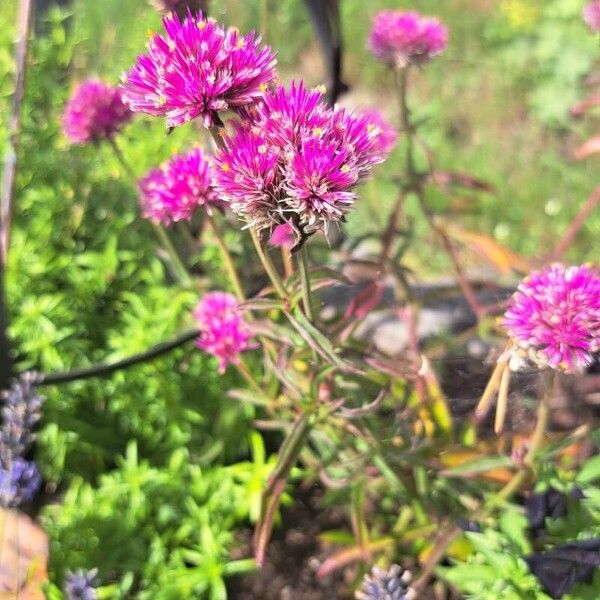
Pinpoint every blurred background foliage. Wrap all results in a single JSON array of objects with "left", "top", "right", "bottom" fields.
[{"left": 1, "top": 0, "right": 599, "bottom": 597}]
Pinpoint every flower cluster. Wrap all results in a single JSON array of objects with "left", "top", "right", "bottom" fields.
[
  {"left": 0, "top": 373, "right": 44, "bottom": 507},
  {"left": 213, "top": 82, "right": 393, "bottom": 244},
  {"left": 368, "top": 10, "right": 448, "bottom": 67},
  {"left": 356, "top": 564, "right": 416, "bottom": 600},
  {"left": 63, "top": 79, "right": 132, "bottom": 145},
  {"left": 139, "top": 147, "right": 218, "bottom": 225},
  {"left": 121, "top": 11, "right": 277, "bottom": 129},
  {"left": 503, "top": 264, "right": 600, "bottom": 373},
  {"left": 583, "top": 1, "right": 600, "bottom": 32},
  {"left": 193, "top": 292, "right": 255, "bottom": 372},
  {"left": 64, "top": 568, "right": 99, "bottom": 600}
]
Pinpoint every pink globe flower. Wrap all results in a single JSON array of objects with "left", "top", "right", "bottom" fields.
[
  {"left": 139, "top": 148, "right": 218, "bottom": 225},
  {"left": 361, "top": 108, "right": 398, "bottom": 158},
  {"left": 63, "top": 79, "right": 132, "bottom": 145},
  {"left": 503, "top": 264, "right": 600, "bottom": 373},
  {"left": 368, "top": 10, "right": 448, "bottom": 67},
  {"left": 213, "top": 82, "right": 387, "bottom": 242},
  {"left": 121, "top": 11, "right": 277, "bottom": 129},
  {"left": 583, "top": 1, "right": 600, "bottom": 32},
  {"left": 193, "top": 291, "right": 255, "bottom": 372}
]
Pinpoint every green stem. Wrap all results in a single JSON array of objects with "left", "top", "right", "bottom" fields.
[
  {"left": 205, "top": 213, "right": 245, "bottom": 301},
  {"left": 413, "top": 371, "right": 556, "bottom": 593},
  {"left": 249, "top": 228, "right": 288, "bottom": 299},
  {"left": 397, "top": 66, "right": 416, "bottom": 181},
  {"left": 298, "top": 244, "right": 314, "bottom": 321},
  {"left": 235, "top": 357, "right": 266, "bottom": 399},
  {"left": 108, "top": 138, "right": 192, "bottom": 287}
]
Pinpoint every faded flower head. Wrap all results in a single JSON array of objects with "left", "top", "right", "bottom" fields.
[
  {"left": 0, "top": 457, "right": 41, "bottom": 507},
  {"left": 149, "top": 0, "right": 208, "bottom": 18},
  {"left": 139, "top": 147, "right": 217, "bottom": 225},
  {"left": 361, "top": 108, "right": 398, "bottom": 157},
  {"left": 213, "top": 82, "right": 386, "bottom": 244},
  {"left": 0, "top": 372, "right": 44, "bottom": 460},
  {"left": 193, "top": 292, "right": 255, "bottom": 372},
  {"left": 368, "top": 10, "right": 448, "bottom": 67},
  {"left": 64, "top": 568, "right": 98, "bottom": 600},
  {"left": 583, "top": 1, "right": 600, "bottom": 32},
  {"left": 121, "top": 11, "right": 277, "bottom": 129},
  {"left": 63, "top": 79, "right": 132, "bottom": 145},
  {"left": 503, "top": 264, "right": 600, "bottom": 373},
  {"left": 356, "top": 564, "right": 415, "bottom": 600}
]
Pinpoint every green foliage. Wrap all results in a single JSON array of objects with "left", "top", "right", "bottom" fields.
[{"left": 43, "top": 439, "right": 273, "bottom": 599}]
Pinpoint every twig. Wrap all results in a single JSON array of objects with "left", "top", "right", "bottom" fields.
[
  {"left": 551, "top": 183, "right": 600, "bottom": 260},
  {"left": 0, "top": 0, "right": 32, "bottom": 265},
  {"left": 39, "top": 329, "right": 199, "bottom": 385}
]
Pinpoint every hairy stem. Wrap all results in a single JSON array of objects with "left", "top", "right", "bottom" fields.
[
  {"left": 205, "top": 213, "right": 245, "bottom": 301},
  {"left": 299, "top": 244, "right": 314, "bottom": 321},
  {"left": 108, "top": 138, "right": 192, "bottom": 287},
  {"left": 249, "top": 228, "right": 288, "bottom": 299}
]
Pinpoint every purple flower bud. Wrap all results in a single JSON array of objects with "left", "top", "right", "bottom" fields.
[
  {"left": 368, "top": 10, "right": 448, "bottom": 68},
  {"left": 356, "top": 564, "right": 415, "bottom": 600},
  {"left": 64, "top": 569, "right": 98, "bottom": 600},
  {"left": 0, "top": 457, "right": 41, "bottom": 507},
  {"left": 193, "top": 292, "right": 255, "bottom": 373},
  {"left": 63, "top": 80, "right": 132, "bottom": 145},
  {"left": 139, "top": 147, "right": 219, "bottom": 225}
]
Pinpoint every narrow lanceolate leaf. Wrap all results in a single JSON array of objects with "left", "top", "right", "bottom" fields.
[
  {"left": 287, "top": 308, "right": 361, "bottom": 374},
  {"left": 253, "top": 413, "right": 311, "bottom": 567},
  {"left": 317, "top": 537, "right": 394, "bottom": 578},
  {"left": 440, "top": 453, "right": 513, "bottom": 477},
  {"left": 240, "top": 298, "right": 285, "bottom": 311}
]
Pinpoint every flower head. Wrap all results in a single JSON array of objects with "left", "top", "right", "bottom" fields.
[
  {"left": 121, "top": 11, "right": 277, "bottom": 129},
  {"left": 139, "top": 147, "right": 217, "bottom": 225},
  {"left": 64, "top": 569, "right": 98, "bottom": 600},
  {"left": 63, "top": 80, "right": 132, "bottom": 145},
  {"left": 584, "top": 1, "right": 600, "bottom": 31},
  {"left": 356, "top": 564, "right": 415, "bottom": 600},
  {"left": 213, "top": 82, "right": 385, "bottom": 242},
  {"left": 193, "top": 292, "right": 255, "bottom": 372},
  {"left": 503, "top": 264, "right": 600, "bottom": 373},
  {"left": 361, "top": 108, "right": 398, "bottom": 158},
  {"left": 0, "top": 372, "right": 44, "bottom": 461},
  {"left": 0, "top": 457, "right": 41, "bottom": 507},
  {"left": 368, "top": 10, "right": 448, "bottom": 67},
  {"left": 269, "top": 221, "right": 295, "bottom": 249}
]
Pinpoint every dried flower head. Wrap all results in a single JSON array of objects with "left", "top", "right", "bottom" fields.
[
  {"left": 64, "top": 569, "right": 99, "bottom": 600},
  {"left": 583, "top": 1, "right": 600, "bottom": 31},
  {"left": 503, "top": 264, "right": 600, "bottom": 373},
  {"left": 368, "top": 10, "right": 448, "bottom": 67},
  {"left": 356, "top": 564, "right": 415, "bottom": 600},
  {"left": 0, "top": 457, "right": 41, "bottom": 507},
  {"left": 139, "top": 147, "right": 218, "bottom": 225},
  {"left": 213, "top": 82, "right": 386, "bottom": 244},
  {"left": 63, "top": 80, "right": 132, "bottom": 145},
  {"left": 193, "top": 292, "right": 255, "bottom": 372},
  {"left": 121, "top": 11, "right": 277, "bottom": 129},
  {"left": 0, "top": 372, "right": 44, "bottom": 461},
  {"left": 149, "top": 0, "right": 208, "bottom": 18},
  {"left": 361, "top": 108, "right": 399, "bottom": 157}
]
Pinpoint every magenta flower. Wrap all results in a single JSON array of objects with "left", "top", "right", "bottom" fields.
[
  {"left": 121, "top": 11, "right": 277, "bottom": 129},
  {"left": 503, "top": 264, "right": 600, "bottom": 373},
  {"left": 63, "top": 79, "right": 132, "bottom": 145},
  {"left": 213, "top": 82, "right": 386, "bottom": 242},
  {"left": 361, "top": 108, "right": 398, "bottom": 158},
  {"left": 269, "top": 222, "right": 295, "bottom": 249},
  {"left": 368, "top": 10, "right": 448, "bottom": 67},
  {"left": 193, "top": 292, "right": 255, "bottom": 372},
  {"left": 583, "top": 1, "right": 600, "bottom": 32},
  {"left": 139, "top": 147, "right": 217, "bottom": 225}
]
